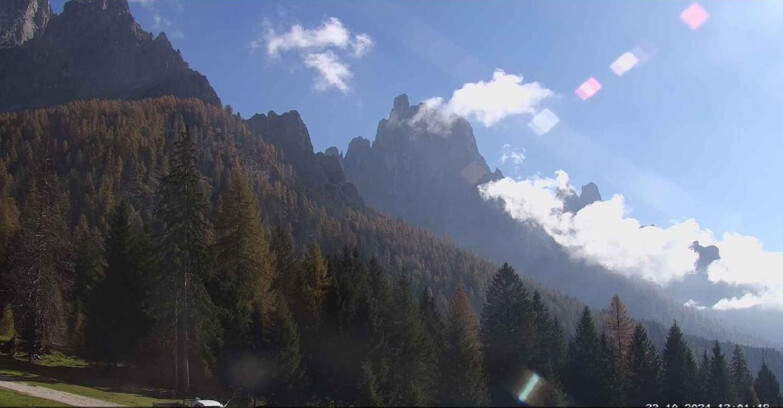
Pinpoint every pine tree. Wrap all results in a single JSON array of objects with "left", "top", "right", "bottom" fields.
[
  {"left": 480, "top": 263, "right": 535, "bottom": 405},
  {"left": 85, "top": 200, "right": 150, "bottom": 366},
  {"left": 626, "top": 323, "right": 662, "bottom": 406},
  {"left": 730, "top": 345, "right": 757, "bottom": 405},
  {"left": 662, "top": 321, "right": 697, "bottom": 404},
  {"left": 5, "top": 150, "right": 73, "bottom": 360},
  {"left": 755, "top": 360, "right": 782, "bottom": 406},
  {"left": 707, "top": 341, "right": 734, "bottom": 404},
  {"left": 152, "top": 127, "right": 219, "bottom": 394},
  {"left": 563, "top": 307, "right": 603, "bottom": 406},
  {"left": 440, "top": 287, "right": 489, "bottom": 406},
  {"left": 213, "top": 171, "right": 274, "bottom": 352}
]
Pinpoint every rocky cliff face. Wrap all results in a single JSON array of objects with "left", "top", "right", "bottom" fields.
[
  {"left": 0, "top": 0, "right": 50, "bottom": 49},
  {"left": 0, "top": 0, "right": 220, "bottom": 113},
  {"left": 246, "top": 110, "right": 362, "bottom": 206}
]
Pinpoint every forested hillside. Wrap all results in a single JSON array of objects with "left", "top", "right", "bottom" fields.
[{"left": 0, "top": 97, "right": 781, "bottom": 406}]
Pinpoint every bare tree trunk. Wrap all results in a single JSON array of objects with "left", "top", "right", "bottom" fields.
[{"left": 182, "top": 270, "right": 190, "bottom": 395}]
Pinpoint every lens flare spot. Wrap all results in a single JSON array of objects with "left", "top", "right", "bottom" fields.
[
  {"left": 610, "top": 52, "right": 639, "bottom": 76},
  {"left": 517, "top": 373, "right": 541, "bottom": 403},
  {"left": 680, "top": 3, "right": 709, "bottom": 30},
  {"left": 575, "top": 77, "right": 602, "bottom": 101},
  {"left": 527, "top": 109, "right": 559, "bottom": 135}
]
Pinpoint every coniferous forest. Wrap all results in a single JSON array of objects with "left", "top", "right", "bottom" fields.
[{"left": 0, "top": 98, "right": 781, "bottom": 406}]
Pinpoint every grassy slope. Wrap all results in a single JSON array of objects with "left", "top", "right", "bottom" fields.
[
  {"left": 0, "top": 389, "right": 66, "bottom": 407},
  {"left": 0, "top": 340, "right": 175, "bottom": 407}
]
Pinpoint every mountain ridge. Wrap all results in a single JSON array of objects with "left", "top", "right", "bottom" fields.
[{"left": 0, "top": 0, "right": 220, "bottom": 113}]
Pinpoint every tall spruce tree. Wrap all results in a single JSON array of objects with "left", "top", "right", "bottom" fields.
[
  {"left": 695, "top": 350, "right": 710, "bottom": 402},
  {"left": 706, "top": 341, "right": 735, "bottom": 404},
  {"left": 419, "top": 287, "right": 444, "bottom": 405},
  {"left": 531, "top": 291, "right": 566, "bottom": 383},
  {"left": 85, "top": 200, "right": 150, "bottom": 366},
  {"left": 152, "top": 126, "right": 219, "bottom": 394},
  {"left": 440, "top": 287, "right": 489, "bottom": 406},
  {"left": 480, "top": 263, "right": 535, "bottom": 405},
  {"left": 755, "top": 360, "right": 782, "bottom": 406},
  {"left": 265, "top": 295, "right": 306, "bottom": 405},
  {"left": 730, "top": 344, "right": 757, "bottom": 405},
  {"left": 626, "top": 323, "right": 662, "bottom": 406},
  {"left": 564, "top": 307, "right": 603, "bottom": 406},
  {"left": 662, "top": 321, "right": 697, "bottom": 404},
  {"left": 386, "top": 275, "right": 431, "bottom": 406},
  {"left": 5, "top": 150, "right": 73, "bottom": 360}
]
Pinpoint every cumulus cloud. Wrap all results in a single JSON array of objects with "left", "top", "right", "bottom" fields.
[
  {"left": 479, "top": 171, "right": 783, "bottom": 311},
  {"left": 410, "top": 70, "right": 553, "bottom": 131},
  {"left": 257, "top": 17, "right": 373, "bottom": 93}
]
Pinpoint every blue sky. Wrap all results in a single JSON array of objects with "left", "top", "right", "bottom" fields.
[{"left": 53, "top": 0, "right": 783, "bottom": 253}]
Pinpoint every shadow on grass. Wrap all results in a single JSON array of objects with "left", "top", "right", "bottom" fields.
[{"left": 0, "top": 352, "right": 174, "bottom": 401}]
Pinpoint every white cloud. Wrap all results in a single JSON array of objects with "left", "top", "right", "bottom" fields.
[
  {"left": 304, "top": 51, "right": 351, "bottom": 93},
  {"left": 448, "top": 70, "right": 554, "bottom": 127},
  {"left": 257, "top": 17, "right": 372, "bottom": 93},
  {"left": 500, "top": 144, "right": 526, "bottom": 166},
  {"left": 413, "top": 70, "right": 553, "bottom": 130},
  {"left": 684, "top": 299, "right": 706, "bottom": 310},
  {"left": 479, "top": 171, "right": 783, "bottom": 311}
]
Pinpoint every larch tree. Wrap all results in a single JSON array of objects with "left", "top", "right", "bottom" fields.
[
  {"left": 440, "top": 287, "right": 489, "bottom": 407},
  {"left": 213, "top": 171, "right": 274, "bottom": 351},
  {"left": 604, "top": 294, "right": 634, "bottom": 370},
  {"left": 480, "top": 263, "right": 535, "bottom": 406}
]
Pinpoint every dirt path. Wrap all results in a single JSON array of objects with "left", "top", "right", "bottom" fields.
[{"left": 0, "top": 377, "right": 124, "bottom": 407}]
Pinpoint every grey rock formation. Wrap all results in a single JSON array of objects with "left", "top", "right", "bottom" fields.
[
  {"left": 0, "top": 0, "right": 220, "bottom": 113},
  {"left": 246, "top": 110, "right": 362, "bottom": 205},
  {"left": 0, "top": 0, "right": 50, "bottom": 49}
]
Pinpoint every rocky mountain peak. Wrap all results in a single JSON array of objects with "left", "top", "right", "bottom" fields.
[
  {"left": 0, "top": 0, "right": 219, "bottom": 113},
  {"left": 0, "top": 0, "right": 51, "bottom": 49},
  {"left": 562, "top": 181, "right": 603, "bottom": 214},
  {"left": 247, "top": 110, "right": 314, "bottom": 163}
]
